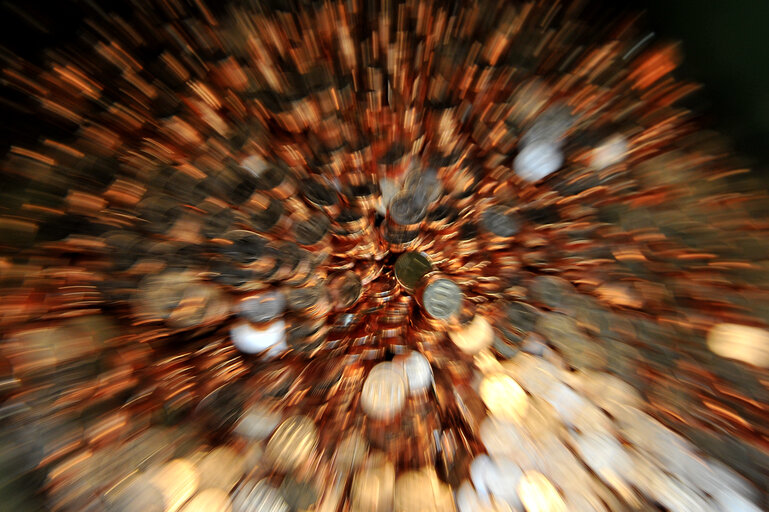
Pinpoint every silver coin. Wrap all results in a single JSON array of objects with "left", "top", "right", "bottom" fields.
[
  {"left": 423, "top": 278, "right": 462, "bottom": 319},
  {"left": 514, "top": 142, "right": 563, "bottom": 182},
  {"left": 481, "top": 206, "right": 521, "bottom": 238},
  {"left": 360, "top": 362, "right": 407, "bottom": 420},
  {"left": 232, "top": 479, "right": 289, "bottom": 512},
  {"left": 389, "top": 192, "right": 427, "bottom": 225},
  {"left": 238, "top": 291, "right": 285, "bottom": 323}
]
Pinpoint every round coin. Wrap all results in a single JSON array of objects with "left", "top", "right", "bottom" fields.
[
  {"left": 238, "top": 291, "right": 285, "bottom": 324},
  {"left": 264, "top": 416, "right": 318, "bottom": 472},
  {"left": 423, "top": 278, "right": 462, "bottom": 320},
  {"left": 389, "top": 192, "right": 427, "bottom": 226},
  {"left": 327, "top": 271, "right": 363, "bottom": 310},
  {"left": 481, "top": 205, "right": 521, "bottom": 238},
  {"left": 394, "top": 252, "right": 433, "bottom": 292},
  {"left": 360, "top": 362, "right": 407, "bottom": 420}
]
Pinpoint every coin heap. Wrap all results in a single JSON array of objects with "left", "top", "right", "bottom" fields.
[{"left": 1, "top": 0, "right": 769, "bottom": 511}]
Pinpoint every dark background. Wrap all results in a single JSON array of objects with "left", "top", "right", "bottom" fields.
[
  {"left": 644, "top": 0, "right": 769, "bottom": 171},
  {"left": 2, "top": 1, "right": 768, "bottom": 168}
]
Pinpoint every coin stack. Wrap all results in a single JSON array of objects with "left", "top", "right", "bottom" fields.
[{"left": 1, "top": 0, "right": 769, "bottom": 511}]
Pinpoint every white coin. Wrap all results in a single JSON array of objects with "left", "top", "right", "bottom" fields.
[
  {"left": 180, "top": 489, "right": 232, "bottom": 512},
  {"left": 240, "top": 155, "right": 269, "bottom": 177},
  {"left": 147, "top": 458, "right": 199, "bottom": 512},
  {"left": 195, "top": 446, "right": 244, "bottom": 492},
  {"left": 233, "top": 403, "right": 281, "bottom": 440},
  {"left": 470, "top": 455, "right": 522, "bottom": 508},
  {"left": 479, "top": 373, "right": 528, "bottom": 422},
  {"left": 707, "top": 323, "right": 769, "bottom": 367},
  {"left": 360, "top": 362, "right": 407, "bottom": 420},
  {"left": 231, "top": 479, "right": 289, "bottom": 512},
  {"left": 398, "top": 351, "right": 434, "bottom": 394},
  {"left": 590, "top": 134, "right": 628, "bottom": 169},
  {"left": 230, "top": 319, "right": 287, "bottom": 358},
  {"left": 449, "top": 315, "right": 494, "bottom": 355},
  {"left": 517, "top": 471, "right": 566, "bottom": 512},
  {"left": 350, "top": 460, "right": 395, "bottom": 512},
  {"left": 514, "top": 142, "right": 563, "bottom": 182}
]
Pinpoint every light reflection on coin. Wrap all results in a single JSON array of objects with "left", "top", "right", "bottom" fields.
[
  {"left": 449, "top": 315, "right": 494, "bottom": 355},
  {"left": 517, "top": 471, "right": 566, "bottom": 512},
  {"left": 480, "top": 373, "right": 528, "bottom": 422}
]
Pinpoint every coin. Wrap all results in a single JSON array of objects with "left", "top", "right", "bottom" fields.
[
  {"left": 517, "top": 471, "right": 566, "bottom": 512},
  {"left": 389, "top": 192, "right": 427, "bottom": 226},
  {"left": 147, "top": 458, "right": 200, "bottom": 512},
  {"left": 237, "top": 291, "right": 286, "bottom": 324},
  {"left": 706, "top": 323, "right": 769, "bottom": 368},
  {"left": 302, "top": 178, "right": 339, "bottom": 210},
  {"left": 481, "top": 206, "right": 521, "bottom": 238},
  {"left": 480, "top": 373, "right": 529, "bottom": 422},
  {"left": 286, "top": 284, "right": 325, "bottom": 311},
  {"left": 230, "top": 319, "right": 287, "bottom": 358},
  {"left": 294, "top": 214, "right": 330, "bottom": 247},
  {"left": 422, "top": 277, "right": 462, "bottom": 320},
  {"left": 360, "top": 362, "right": 407, "bottom": 420},
  {"left": 279, "top": 476, "right": 319, "bottom": 511},
  {"left": 470, "top": 454, "right": 523, "bottom": 509},
  {"left": 394, "top": 252, "right": 433, "bottom": 292},
  {"left": 195, "top": 446, "right": 245, "bottom": 492},
  {"left": 180, "top": 489, "right": 232, "bottom": 512},
  {"left": 449, "top": 315, "right": 494, "bottom": 355},
  {"left": 264, "top": 416, "right": 318, "bottom": 472},
  {"left": 514, "top": 142, "right": 563, "bottom": 182},
  {"left": 327, "top": 271, "right": 363, "bottom": 310},
  {"left": 234, "top": 403, "right": 281, "bottom": 441},
  {"left": 350, "top": 460, "right": 395, "bottom": 512},
  {"left": 396, "top": 351, "right": 434, "bottom": 394},
  {"left": 231, "top": 479, "right": 289, "bottom": 512}
]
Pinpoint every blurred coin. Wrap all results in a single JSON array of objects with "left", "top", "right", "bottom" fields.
[
  {"left": 293, "top": 214, "right": 330, "bottom": 247},
  {"left": 449, "top": 315, "right": 494, "bottom": 355},
  {"left": 147, "top": 458, "right": 199, "bottom": 512},
  {"left": 103, "top": 472, "right": 164, "bottom": 512},
  {"left": 264, "top": 416, "right": 318, "bottom": 472},
  {"left": 361, "top": 362, "right": 407, "bottom": 420},
  {"left": 335, "top": 433, "right": 369, "bottom": 473},
  {"left": 480, "top": 373, "right": 528, "bottom": 422},
  {"left": 423, "top": 278, "right": 462, "bottom": 320},
  {"left": 237, "top": 291, "right": 285, "bottom": 324},
  {"left": 279, "top": 475, "right": 319, "bottom": 511},
  {"left": 590, "top": 134, "right": 628, "bottom": 169},
  {"left": 514, "top": 142, "right": 563, "bottom": 182},
  {"left": 396, "top": 351, "right": 434, "bottom": 395},
  {"left": 180, "top": 489, "right": 232, "bottom": 512},
  {"left": 707, "top": 323, "right": 769, "bottom": 368},
  {"left": 389, "top": 192, "right": 427, "bottom": 226},
  {"left": 394, "top": 252, "right": 434, "bottom": 292},
  {"left": 234, "top": 403, "right": 281, "bottom": 441},
  {"left": 481, "top": 206, "right": 520, "bottom": 238},
  {"left": 327, "top": 271, "right": 363, "bottom": 310},
  {"left": 230, "top": 319, "right": 287, "bottom": 358},
  {"left": 470, "top": 455, "right": 522, "bottom": 509},
  {"left": 350, "top": 460, "right": 395, "bottom": 512},
  {"left": 231, "top": 479, "right": 289, "bottom": 512},
  {"left": 517, "top": 471, "right": 566, "bottom": 512},
  {"left": 196, "top": 447, "right": 244, "bottom": 492},
  {"left": 403, "top": 168, "right": 442, "bottom": 205}
]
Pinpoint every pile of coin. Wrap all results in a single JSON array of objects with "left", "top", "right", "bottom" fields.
[{"left": 1, "top": 0, "right": 769, "bottom": 510}]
